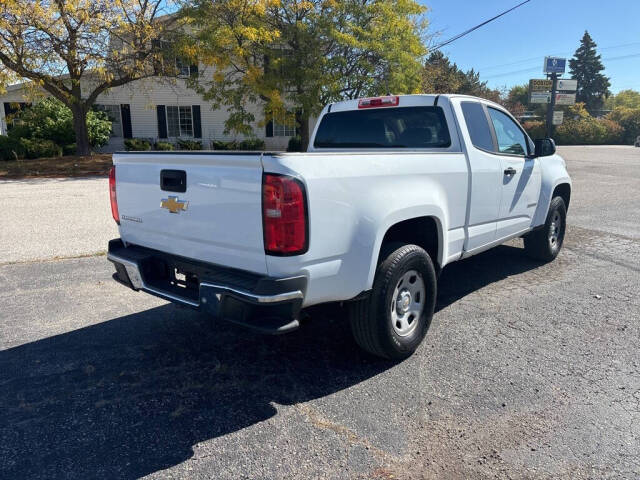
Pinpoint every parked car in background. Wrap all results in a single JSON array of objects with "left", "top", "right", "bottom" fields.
[{"left": 107, "top": 94, "right": 571, "bottom": 359}]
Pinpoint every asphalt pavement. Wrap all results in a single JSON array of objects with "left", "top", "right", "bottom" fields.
[{"left": 0, "top": 146, "right": 639, "bottom": 479}]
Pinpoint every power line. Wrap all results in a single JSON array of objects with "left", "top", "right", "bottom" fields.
[
  {"left": 482, "top": 52, "right": 640, "bottom": 80},
  {"left": 431, "top": 0, "right": 532, "bottom": 51},
  {"left": 477, "top": 41, "right": 640, "bottom": 72}
]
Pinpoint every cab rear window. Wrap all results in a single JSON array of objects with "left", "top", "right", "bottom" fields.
[{"left": 313, "top": 106, "right": 451, "bottom": 149}]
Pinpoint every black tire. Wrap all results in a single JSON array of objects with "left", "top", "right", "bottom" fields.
[
  {"left": 348, "top": 243, "right": 437, "bottom": 360},
  {"left": 524, "top": 196, "right": 567, "bottom": 262}
]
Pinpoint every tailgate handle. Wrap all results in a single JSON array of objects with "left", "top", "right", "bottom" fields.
[{"left": 160, "top": 170, "right": 187, "bottom": 193}]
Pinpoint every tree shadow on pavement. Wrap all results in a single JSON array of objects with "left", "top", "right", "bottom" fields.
[{"left": 0, "top": 243, "right": 543, "bottom": 479}]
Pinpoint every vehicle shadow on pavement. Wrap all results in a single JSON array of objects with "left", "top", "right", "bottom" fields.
[
  {"left": 436, "top": 243, "right": 544, "bottom": 312},
  {"left": 0, "top": 244, "right": 542, "bottom": 479},
  {"left": 0, "top": 302, "right": 391, "bottom": 479}
]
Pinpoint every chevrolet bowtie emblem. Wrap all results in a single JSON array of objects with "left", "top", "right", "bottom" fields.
[{"left": 160, "top": 196, "right": 189, "bottom": 214}]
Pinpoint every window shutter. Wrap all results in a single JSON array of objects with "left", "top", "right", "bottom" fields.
[
  {"left": 192, "top": 105, "right": 202, "bottom": 138},
  {"left": 121, "top": 104, "right": 133, "bottom": 139},
  {"left": 190, "top": 63, "right": 198, "bottom": 77},
  {"left": 266, "top": 120, "right": 273, "bottom": 138},
  {"left": 156, "top": 105, "right": 167, "bottom": 139}
]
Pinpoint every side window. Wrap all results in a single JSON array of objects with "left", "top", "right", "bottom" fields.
[
  {"left": 487, "top": 108, "right": 528, "bottom": 156},
  {"left": 461, "top": 102, "right": 494, "bottom": 151}
]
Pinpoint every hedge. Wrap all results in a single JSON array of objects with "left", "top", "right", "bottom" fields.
[
  {"left": 210, "top": 139, "right": 265, "bottom": 150},
  {"left": 20, "top": 138, "right": 63, "bottom": 159},
  {"left": 177, "top": 139, "right": 203, "bottom": 150},
  {"left": 0, "top": 135, "right": 26, "bottom": 161},
  {"left": 124, "top": 138, "right": 151, "bottom": 151}
]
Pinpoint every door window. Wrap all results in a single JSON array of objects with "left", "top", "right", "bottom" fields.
[
  {"left": 487, "top": 108, "right": 528, "bottom": 156},
  {"left": 461, "top": 102, "right": 494, "bottom": 151}
]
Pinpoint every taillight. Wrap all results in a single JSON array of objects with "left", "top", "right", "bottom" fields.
[
  {"left": 262, "top": 173, "right": 308, "bottom": 255},
  {"left": 358, "top": 95, "right": 399, "bottom": 109},
  {"left": 109, "top": 166, "right": 120, "bottom": 224}
]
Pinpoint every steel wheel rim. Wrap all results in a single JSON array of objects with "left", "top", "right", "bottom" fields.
[
  {"left": 390, "top": 269, "right": 425, "bottom": 337},
  {"left": 549, "top": 211, "right": 562, "bottom": 249}
]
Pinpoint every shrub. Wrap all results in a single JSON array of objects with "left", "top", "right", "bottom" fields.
[
  {"left": 522, "top": 121, "right": 546, "bottom": 140},
  {"left": 210, "top": 140, "right": 232, "bottom": 150},
  {"left": 210, "top": 138, "right": 265, "bottom": 150},
  {"left": 554, "top": 116, "right": 623, "bottom": 145},
  {"left": 87, "top": 109, "right": 113, "bottom": 148},
  {"left": 608, "top": 107, "right": 640, "bottom": 145},
  {"left": 287, "top": 136, "right": 303, "bottom": 152},
  {"left": 154, "top": 141, "right": 174, "bottom": 151},
  {"left": 0, "top": 135, "right": 25, "bottom": 161},
  {"left": 124, "top": 138, "right": 151, "bottom": 151},
  {"left": 177, "top": 139, "right": 203, "bottom": 150},
  {"left": 19, "top": 138, "right": 62, "bottom": 159},
  {"left": 238, "top": 138, "right": 265, "bottom": 150},
  {"left": 10, "top": 98, "right": 112, "bottom": 148},
  {"left": 63, "top": 144, "right": 77, "bottom": 156}
]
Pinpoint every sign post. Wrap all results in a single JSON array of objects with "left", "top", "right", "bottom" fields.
[{"left": 543, "top": 57, "right": 566, "bottom": 137}]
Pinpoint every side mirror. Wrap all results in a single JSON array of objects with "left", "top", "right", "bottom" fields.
[{"left": 534, "top": 138, "right": 556, "bottom": 157}]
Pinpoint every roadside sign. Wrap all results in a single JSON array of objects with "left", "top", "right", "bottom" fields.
[
  {"left": 552, "top": 111, "right": 564, "bottom": 125},
  {"left": 544, "top": 57, "right": 566, "bottom": 74},
  {"left": 530, "top": 92, "right": 551, "bottom": 104},
  {"left": 557, "top": 79, "right": 578, "bottom": 91},
  {"left": 555, "top": 93, "right": 576, "bottom": 105},
  {"left": 529, "top": 79, "right": 553, "bottom": 92}
]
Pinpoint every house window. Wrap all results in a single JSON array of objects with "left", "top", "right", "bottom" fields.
[
  {"left": 166, "top": 106, "right": 193, "bottom": 137},
  {"left": 273, "top": 116, "right": 296, "bottom": 137},
  {"left": 175, "top": 58, "right": 197, "bottom": 77},
  {"left": 94, "top": 104, "right": 123, "bottom": 137}
]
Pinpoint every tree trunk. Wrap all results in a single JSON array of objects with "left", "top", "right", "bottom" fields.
[
  {"left": 296, "top": 110, "right": 310, "bottom": 152},
  {"left": 71, "top": 104, "right": 91, "bottom": 156}
]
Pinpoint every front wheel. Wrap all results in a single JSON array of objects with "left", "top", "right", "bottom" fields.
[
  {"left": 524, "top": 196, "right": 567, "bottom": 262},
  {"left": 348, "top": 243, "right": 437, "bottom": 360}
]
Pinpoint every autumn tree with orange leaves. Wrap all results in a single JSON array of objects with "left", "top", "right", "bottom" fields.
[{"left": 0, "top": 0, "right": 178, "bottom": 155}]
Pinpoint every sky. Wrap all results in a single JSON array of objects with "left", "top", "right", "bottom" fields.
[{"left": 422, "top": 0, "right": 640, "bottom": 93}]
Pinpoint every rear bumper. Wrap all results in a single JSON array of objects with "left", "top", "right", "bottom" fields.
[{"left": 107, "top": 239, "right": 306, "bottom": 334}]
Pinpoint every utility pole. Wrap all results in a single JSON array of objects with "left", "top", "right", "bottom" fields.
[{"left": 545, "top": 72, "right": 558, "bottom": 137}]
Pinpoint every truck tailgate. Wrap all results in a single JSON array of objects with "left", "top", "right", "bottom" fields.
[{"left": 113, "top": 153, "right": 267, "bottom": 275}]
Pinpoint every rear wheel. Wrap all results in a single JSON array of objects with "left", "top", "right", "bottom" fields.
[
  {"left": 349, "top": 243, "right": 437, "bottom": 360},
  {"left": 524, "top": 196, "right": 567, "bottom": 262}
]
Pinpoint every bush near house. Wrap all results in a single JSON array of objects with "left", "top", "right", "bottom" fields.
[
  {"left": 0, "top": 135, "right": 26, "bottom": 161},
  {"left": 19, "top": 138, "right": 63, "bottom": 159},
  {"left": 210, "top": 139, "right": 265, "bottom": 150},
  {"left": 124, "top": 138, "right": 151, "bottom": 151},
  {"left": 63, "top": 144, "right": 77, "bottom": 156},
  {"left": 287, "top": 136, "right": 303, "bottom": 152},
  {"left": 177, "top": 139, "right": 203, "bottom": 150},
  {"left": 154, "top": 141, "right": 174, "bottom": 151},
  {"left": 8, "top": 98, "right": 112, "bottom": 151}
]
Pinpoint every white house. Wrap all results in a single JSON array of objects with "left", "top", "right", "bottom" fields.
[{"left": 0, "top": 70, "right": 304, "bottom": 152}]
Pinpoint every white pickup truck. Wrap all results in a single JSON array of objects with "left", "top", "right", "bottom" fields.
[{"left": 107, "top": 94, "right": 571, "bottom": 359}]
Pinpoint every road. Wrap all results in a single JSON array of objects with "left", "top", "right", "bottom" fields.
[{"left": 1, "top": 146, "right": 639, "bottom": 479}]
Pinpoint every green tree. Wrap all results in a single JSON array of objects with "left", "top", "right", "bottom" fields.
[
  {"left": 569, "top": 31, "right": 611, "bottom": 114},
  {"left": 0, "top": 1, "right": 177, "bottom": 155},
  {"left": 606, "top": 89, "right": 640, "bottom": 110},
  {"left": 608, "top": 107, "right": 640, "bottom": 144},
  {"left": 422, "top": 51, "right": 501, "bottom": 102},
  {"left": 182, "top": 0, "right": 427, "bottom": 149}
]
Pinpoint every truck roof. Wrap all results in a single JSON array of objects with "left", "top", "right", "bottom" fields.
[{"left": 325, "top": 94, "right": 504, "bottom": 113}]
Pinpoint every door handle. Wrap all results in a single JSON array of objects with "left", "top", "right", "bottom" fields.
[{"left": 504, "top": 167, "right": 517, "bottom": 176}]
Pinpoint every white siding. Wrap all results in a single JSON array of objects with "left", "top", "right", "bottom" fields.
[{"left": 0, "top": 71, "right": 304, "bottom": 151}]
